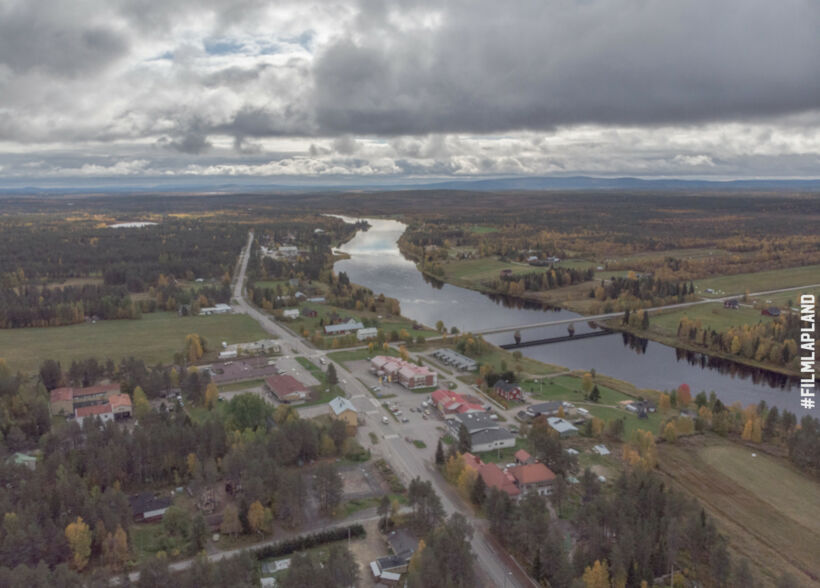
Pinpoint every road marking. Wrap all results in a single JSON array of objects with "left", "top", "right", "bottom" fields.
[
  {"left": 369, "top": 398, "right": 380, "bottom": 408},
  {"left": 366, "top": 410, "right": 379, "bottom": 415},
  {"left": 351, "top": 394, "right": 365, "bottom": 399},
  {"left": 384, "top": 434, "right": 399, "bottom": 440}
]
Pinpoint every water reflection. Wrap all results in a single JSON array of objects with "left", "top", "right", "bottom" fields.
[{"left": 332, "top": 216, "right": 801, "bottom": 412}]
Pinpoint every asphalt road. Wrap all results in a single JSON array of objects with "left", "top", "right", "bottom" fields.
[{"left": 232, "top": 232, "right": 529, "bottom": 588}]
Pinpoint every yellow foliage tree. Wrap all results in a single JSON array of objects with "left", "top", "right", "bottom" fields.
[
  {"left": 741, "top": 419, "right": 753, "bottom": 441},
  {"left": 444, "top": 454, "right": 465, "bottom": 483},
  {"left": 204, "top": 382, "right": 218, "bottom": 409},
  {"left": 103, "top": 525, "right": 129, "bottom": 570},
  {"left": 663, "top": 422, "right": 677, "bottom": 443},
  {"left": 65, "top": 517, "right": 92, "bottom": 570},
  {"left": 457, "top": 467, "right": 477, "bottom": 500},
  {"left": 658, "top": 393, "right": 671, "bottom": 413},
  {"left": 132, "top": 386, "right": 150, "bottom": 420},
  {"left": 187, "top": 453, "right": 199, "bottom": 478},
  {"left": 582, "top": 559, "right": 611, "bottom": 588},
  {"left": 248, "top": 500, "right": 267, "bottom": 534},
  {"left": 320, "top": 433, "right": 336, "bottom": 457},
  {"left": 185, "top": 334, "right": 204, "bottom": 363},
  {"left": 751, "top": 418, "right": 763, "bottom": 443}
]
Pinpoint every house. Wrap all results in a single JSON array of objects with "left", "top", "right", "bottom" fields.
[
  {"left": 478, "top": 461, "right": 520, "bottom": 498},
  {"left": 431, "top": 389, "right": 484, "bottom": 414},
  {"left": 301, "top": 307, "right": 318, "bottom": 318},
  {"left": 356, "top": 327, "right": 378, "bottom": 341},
  {"left": 51, "top": 383, "right": 123, "bottom": 416},
  {"left": 324, "top": 319, "right": 365, "bottom": 335},
  {"left": 370, "top": 356, "right": 436, "bottom": 389},
  {"left": 724, "top": 299, "right": 740, "bottom": 309},
  {"left": 75, "top": 393, "right": 132, "bottom": 426},
  {"left": 218, "top": 349, "right": 238, "bottom": 360},
  {"left": 494, "top": 380, "right": 523, "bottom": 402},
  {"left": 514, "top": 449, "right": 533, "bottom": 465},
  {"left": 282, "top": 308, "right": 300, "bottom": 319},
  {"left": 8, "top": 452, "right": 37, "bottom": 470},
  {"left": 329, "top": 396, "right": 358, "bottom": 427},
  {"left": 371, "top": 528, "right": 418, "bottom": 579},
  {"left": 547, "top": 417, "right": 579, "bottom": 437},
  {"left": 527, "top": 255, "right": 539, "bottom": 263},
  {"left": 526, "top": 401, "right": 563, "bottom": 418},
  {"left": 500, "top": 269, "right": 513, "bottom": 278},
  {"left": 129, "top": 493, "right": 172, "bottom": 523},
  {"left": 762, "top": 306, "right": 781, "bottom": 317},
  {"left": 431, "top": 348, "right": 477, "bottom": 371},
  {"left": 447, "top": 412, "right": 515, "bottom": 453},
  {"left": 265, "top": 374, "right": 310, "bottom": 403},
  {"left": 307, "top": 296, "right": 326, "bottom": 303},
  {"left": 509, "top": 462, "right": 556, "bottom": 496}
]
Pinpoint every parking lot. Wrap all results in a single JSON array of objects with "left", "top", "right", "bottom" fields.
[{"left": 207, "top": 357, "right": 280, "bottom": 384}]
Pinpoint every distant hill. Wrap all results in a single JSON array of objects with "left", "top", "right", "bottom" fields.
[{"left": 1, "top": 175, "right": 819, "bottom": 196}]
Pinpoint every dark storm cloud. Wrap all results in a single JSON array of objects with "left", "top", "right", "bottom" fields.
[
  {"left": 313, "top": 0, "right": 820, "bottom": 135},
  {"left": 0, "top": 3, "right": 128, "bottom": 76}
]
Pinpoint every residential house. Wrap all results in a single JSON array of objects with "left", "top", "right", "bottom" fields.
[
  {"left": 306, "top": 296, "right": 326, "bottom": 303},
  {"left": 478, "top": 461, "right": 520, "bottom": 498},
  {"left": 723, "top": 299, "right": 740, "bottom": 309},
  {"left": 265, "top": 374, "right": 310, "bottom": 403},
  {"left": 494, "top": 380, "right": 523, "bottom": 401},
  {"left": 514, "top": 449, "right": 533, "bottom": 465},
  {"left": 75, "top": 393, "right": 132, "bottom": 426},
  {"left": 129, "top": 493, "right": 172, "bottom": 523},
  {"left": 49, "top": 387, "right": 75, "bottom": 416},
  {"left": 592, "top": 444, "right": 610, "bottom": 456},
  {"left": 762, "top": 306, "right": 781, "bottom": 317},
  {"left": 447, "top": 412, "right": 515, "bottom": 453},
  {"left": 431, "top": 348, "right": 477, "bottom": 371},
  {"left": 526, "top": 401, "right": 563, "bottom": 418},
  {"left": 329, "top": 396, "right": 358, "bottom": 427},
  {"left": 500, "top": 269, "right": 513, "bottom": 278},
  {"left": 51, "top": 383, "right": 123, "bottom": 417},
  {"left": 547, "top": 417, "right": 579, "bottom": 437},
  {"left": 301, "top": 307, "right": 318, "bottom": 318},
  {"left": 282, "top": 308, "right": 300, "bottom": 319},
  {"left": 371, "top": 528, "right": 417, "bottom": 579},
  {"left": 509, "top": 462, "right": 556, "bottom": 496}
]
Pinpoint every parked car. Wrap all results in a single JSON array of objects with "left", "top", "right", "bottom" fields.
[
  {"left": 382, "top": 416, "right": 389, "bottom": 424},
  {"left": 400, "top": 417, "right": 409, "bottom": 423}
]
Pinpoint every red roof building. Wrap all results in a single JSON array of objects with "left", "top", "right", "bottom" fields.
[
  {"left": 431, "top": 389, "right": 484, "bottom": 414},
  {"left": 50, "top": 383, "right": 121, "bottom": 416},
  {"left": 459, "top": 452, "right": 520, "bottom": 498},
  {"left": 370, "top": 356, "right": 437, "bottom": 389},
  {"left": 509, "top": 463, "right": 556, "bottom": 496},
  {"left": 265, "top": 374, "right": 310, "bottom": 403},
  {"left": 514, "top": 449, "right": 532, "bottom": 465}
]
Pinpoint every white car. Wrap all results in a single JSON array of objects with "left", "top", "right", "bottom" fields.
[{"left": 382, "top": 416, "right": 389, "bottom": 424}]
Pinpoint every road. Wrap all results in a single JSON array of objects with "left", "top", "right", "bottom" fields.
[
  {"left": 231, "top": 232, "right": 529, "bottom": 588},
  {"left": 475, "top": 283, "right": 820, "bottom": 336}
]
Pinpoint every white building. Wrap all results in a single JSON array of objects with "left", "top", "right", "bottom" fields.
[
  {"left": 282, "top": 308, "right": 300, "bottom": 319},
  {"left": 218, "top": 349, "right": 238, "bottom": 360},
  {"left": 200, "top": 303, "right": 232, "bottom": 315},
  {"left": 356, "top": 327, "right": 378, "bottom": 341}
]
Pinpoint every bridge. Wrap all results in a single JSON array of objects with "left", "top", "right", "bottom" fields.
[
  {"left": 498, "top": 328, "right": 615, "bottom": 349},
  {"left": 472, "top": 283, "right": 820, "bottom": 337}
]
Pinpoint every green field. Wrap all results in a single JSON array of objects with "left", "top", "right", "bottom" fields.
[
  {"left": 440, "top": 257, "right": 528, "bottom": 282},
  {"left": 659, "top": 437, "right": 820, "bottom": 587},
  {"left": 695, "top": 264, "right": 820, "bottom": 297},
  {"left": 648, "top": 302, "right": 776, "bottom": 338},
  {"left": 468, "top": 225, "right": 499, "bottom": 234},
  {"left": 328, "top": 347, "right": 400, "bottom": 364},
  {"left": 0, "top": 312, "right": 268, "bottom": 373}
]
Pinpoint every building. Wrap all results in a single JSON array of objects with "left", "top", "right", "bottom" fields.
[
  {"left": 762, "top": 306, "right": 781, "bottom": 317},
  {"left": 370, "top": 528, "right": 417, "bottom": 580},
  {"left": 431, "top": 348, "right": 477, "bottom": 371},
  {"left": 129, "top": 493, "right": 172, "bottom": 523},
  {"left": 462, "top": 452, "right": 520, "bottom": 498},
  {"left": 370, "top": 356, "right": 437, "bottom": 389},
  {"left": 50, "top": 383, "right": 122, "bottom": 416},
  {"left": 514, "top": 449, "right": 533, "bottom": 465},
  {"left": 324, "top": 319, "right": 365, "bottom": 335},
  {"left": 200, "top": 303, "right": 232, "bottom": 315},
  {"left": 8, "top": 452, "right": 37, "bottom": 470},
  {"left": 430, "top": 389, "right": 484, "bottom": 414},
  {"left": 447, "top": 412, "right": 516, "bottom": 453},
  {"left": 265, "top": 374, "right": 310, "bottom": 403},
  {"left": 329, "top": 396, "right": 358, "bottom": 427},
  {"left": 278, "top": 246, "right": 298, "bottom": 258},
  {"left": 218, "top": 349, "right": 238, "bottom": 360},
  {"left": 306, "top": 296, "right": 326, "bottom": 303},
  {"left": 494, "top": 380, "right": 523, "bottom": 401},
  {"left": 509, "top": 462, "right": 556, "bottom": 496},
  {"left": 724, "top": 299, "right": 740, "bottom": 309},
  {"left": 547, "top": 417, "right": 579, "bottom": 437},
  {"left": 526, "top": 401, "right": 563, "bottom": 418},
  {"left": 282, "top": 308, "right": 300, "bottom": 319},
  {"left": 75, "top": 393, "right": 132, "bottom": 426},
  {"left": 356, "top": 327, "right": 378, "bottom": 341},
  {"left": 592, "top": 444, "right": 611, "bottom": 456}
]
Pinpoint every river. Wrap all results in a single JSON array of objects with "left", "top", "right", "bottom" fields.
[{"left": 332, "top": 217, "right": 801, "bottom": 413}]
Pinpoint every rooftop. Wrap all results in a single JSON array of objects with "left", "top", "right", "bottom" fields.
[
  {"left": 509, "top": 462, "right": 556, "bottom": 486},
  {"left": 329, "top": 396, "right": 358, "bottom": 415},
  {"left": 265, "top": 374, "right": 309, "bottom": 399},
  {"left": 547, "top": 416, "right": 579, "bottom": 434}
]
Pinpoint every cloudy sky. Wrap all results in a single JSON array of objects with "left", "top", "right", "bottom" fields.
[{"left": 1, "top": 0, "right": 818, "bottom": 186}]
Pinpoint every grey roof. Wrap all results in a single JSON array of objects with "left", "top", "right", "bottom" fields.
[
  {"left": 386, "top": 529, "right": 417, "bottom": 561},
  {"left": 329, "top": 396, "right": 357, "bottom": 415},
  {"left": 547, "top": 417, "right": 579, "bottom": 434},
  {"left": 472, "top": 427, "right": 516, "bottom": 446},
  {"left": 527, "top": 401, "right": 562, "bottom": 415},
  {"left": 449, "top": 411, "right": 496, "bottom": 434},
  {"left": 324, "top": 320, "right": 365, "bottom": 334},
  {"left": 432, "top": 348, "right": 477, "bottom": 370}
]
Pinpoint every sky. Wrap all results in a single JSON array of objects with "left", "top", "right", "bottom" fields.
[{"left": 0, "top": 0, "right": 818, "bottom": 187}]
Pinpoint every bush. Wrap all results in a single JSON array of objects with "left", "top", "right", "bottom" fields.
[{"left": 252, "top": 524, "right": 366, "bottom": 560}]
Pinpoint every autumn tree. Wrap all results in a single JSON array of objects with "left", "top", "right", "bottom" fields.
[
  {"left": 582, "top": 559, "right": 611, "bottom": 588},
  {"left": 247, "top": 500, "right": 269, "bottom": 535},
  {"left": 132, "top": 386, "right": 150, "bottom": 419},
  {"left": 204, "top": 381, "right": 218, "bottom": 409},
  {"left": 185, "top": 333, "right": 205, "bottom": 363},
  {"left": 220, "top": 503, "right": 241, "bottom": 536},
  {"left": 65, "top": 517, "right": 92, "bottom": 570}
]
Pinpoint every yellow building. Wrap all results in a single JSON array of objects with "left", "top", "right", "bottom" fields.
[{"left": 329, "top": 396, "right": 359, "bottom": 427}]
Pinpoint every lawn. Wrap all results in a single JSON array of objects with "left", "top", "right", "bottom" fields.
[
  {"left": 480, "top": 437, "right": 528, "bottom": 464},
  {"left": 584, "top": 405, "right": 663, "bottom": 439},
  {"left": 695, "top": 264, "right": 820, "bottom": 297},
  {"left": 328, "top": 347, "right": 400, "bottom": 364},
  {"left": 130, "top": 522, "right": 189, "bottom": 562},
  {"left": 0, "top": 312, "right": 268, "bottom": 373},
  {"left": 218, "top": 378, "right": 266, "bottom": 393},
  {"left": 468, "top": 225, "right": 499, "bottom": 234},
  {"left": 439, "top": 257, "right": 528, "bottom": 282},
  {"left": 522, "top": 374, "right": 629, "bottom": 405},
  {"left": 465, "top": 346, "right": 565, "bottom": 377},
  {"left": 647, "top": 302, "right": 777, "bottom": 338},
  {"left": 658, "top": 436, "right": 820, "bottom": 587},
  {"left": 295, "top": 356, "right": 341, "bottom": 406}
]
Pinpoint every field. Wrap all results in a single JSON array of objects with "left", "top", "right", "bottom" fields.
[
  {"left": 658, "top": 436, "right": 820, "bottom": 587},
  {"left": 695, "top": 264, "right": 820, "bottom": 297},
  {"left": 648, "top": 302, "right": 776, "bottom": 338},
  {"left": 0, "top": 312, "right": 268, "bottom": 373}
]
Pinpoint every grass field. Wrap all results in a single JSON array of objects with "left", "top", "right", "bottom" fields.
[
  {"left": 0, "top": 312, "right": 268, "bottom": 373},
  {"left": 648, "top": 302, "right": 776, "bottom": 338},
  {"left": 658, "top": 436, "right": 820, "bottom": 587},
  {"left": 695, "top": 264, "right": 820, "bottom": 297},
  {"left": 328, "top": 347, "right": 400, "bottom": 364}
]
